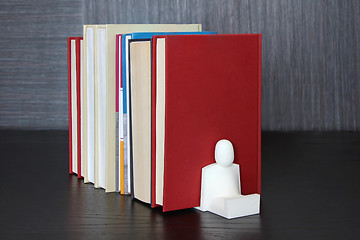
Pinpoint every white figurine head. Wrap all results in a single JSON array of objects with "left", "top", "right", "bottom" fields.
[{"left": 215, "top": 139, "right": 234, "bottom": 167}]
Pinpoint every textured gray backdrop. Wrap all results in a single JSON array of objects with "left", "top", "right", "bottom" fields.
[{"left": 0, "top": 0, "right": 359, "bottom": 130}]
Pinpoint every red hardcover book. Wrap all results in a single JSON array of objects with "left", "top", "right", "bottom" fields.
[
  {"left": 151, "top": 34, "right": 261, "bottom": 211},
  {"left": 67, "top": 38, "right": 73, "bottom": 174},
  {"left": 67, "top": 37, "right": 83, "bottom": 178}
]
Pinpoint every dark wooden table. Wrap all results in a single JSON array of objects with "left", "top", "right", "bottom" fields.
[{"left": 0, "top": 130, "right": 359, "bottom": 239}]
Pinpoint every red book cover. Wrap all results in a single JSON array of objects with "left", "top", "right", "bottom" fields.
[
  {"left": 76, "top": 37, "right": 83, "bottom": 178},
  {"left": 67, "top": 37, "right": 83, "bottom": 177},
  {"left": 152, "top": 34, "right": 262, "bottom": 212},
  {"left": 67, "top": 37, "right": 73, "bottom": 174}
]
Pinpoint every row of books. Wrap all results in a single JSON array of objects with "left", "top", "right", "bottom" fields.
[{"left": 68, "top": 24, "right": 261, "bottom": 212}]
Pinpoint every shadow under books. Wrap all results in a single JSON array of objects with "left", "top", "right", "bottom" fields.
[{"left": 67, "top": 175, "right": 263, "bottom": 238}]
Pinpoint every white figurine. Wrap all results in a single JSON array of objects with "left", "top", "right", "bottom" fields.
[{"left": 197, "top": 139, "right": 260, "bottom": 219}]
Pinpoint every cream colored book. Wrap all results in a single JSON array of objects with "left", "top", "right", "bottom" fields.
[
  {"left": 105, "top": 24, "right": 202, "bottom": 193},
  {"left": 82, "top": 25, "right": 96, "bottom": 184},
  {"left": 129, "top": 40, "right": 152, "bottom": 203},
  {"left": 94, "top": 25, "right": 107, "bottom": 189}
]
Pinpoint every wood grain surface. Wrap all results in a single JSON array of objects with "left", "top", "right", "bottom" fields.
[
  {"left": 0, "top": 0, "right": 359, "bottom": 130},
  {"left": 0, "top": 130, "right": 359, "bottom": 239}
]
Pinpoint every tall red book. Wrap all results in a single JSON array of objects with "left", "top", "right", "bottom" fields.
[
  {"left": 67, "top": 37, "right": 83, "bottom": 178},
  {"left": 151, "top": 34, "right": 261, "bottom": 211}
]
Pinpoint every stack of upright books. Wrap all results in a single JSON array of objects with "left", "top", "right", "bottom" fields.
[{"left": 68, "top": 24, "right": 261, "bottom": 212}]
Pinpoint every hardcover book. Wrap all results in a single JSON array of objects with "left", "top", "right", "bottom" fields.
[
  {"left": 94, "top": 25, "right": 107, "bottom": 189},
  {"left": 67, "top": 36, "right": 83, "bottom": 178},
  {"left": 151, "top": 34, "right": 262, "bottom": 211},
  {"left": 82, "top": 25, "right": 95, "bottom": 183},
  {"left": 116, "top": 34, "right": 124, "bottom": 193}
]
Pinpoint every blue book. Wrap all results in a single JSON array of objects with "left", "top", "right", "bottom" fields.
[{"left": 131, "top": 31, "right": 217, "bottom": 40}]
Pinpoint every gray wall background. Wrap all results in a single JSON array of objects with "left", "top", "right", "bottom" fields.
[{"left": 0, "top": 0, "right": 359, "bottom": 131}]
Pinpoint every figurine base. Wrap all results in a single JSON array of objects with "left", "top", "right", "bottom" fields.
[{"left": 196, "top": 193, "right": 260, "bottom": 219}]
